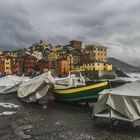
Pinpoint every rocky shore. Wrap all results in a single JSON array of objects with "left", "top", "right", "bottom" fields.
[{"left": 0, "top": 93, "right": 140, "bottom": 140}]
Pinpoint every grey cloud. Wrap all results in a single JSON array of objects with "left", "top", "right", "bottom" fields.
[{"left": 0, "top": 0, "right": 140, "bottom": 65}]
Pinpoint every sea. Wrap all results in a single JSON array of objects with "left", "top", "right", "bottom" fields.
[
  {"left": 117, "top": 72, "right": 140, "bottom": 82},
  {"left": 100, "top": 72, "right": 140, "bottom": 82}
]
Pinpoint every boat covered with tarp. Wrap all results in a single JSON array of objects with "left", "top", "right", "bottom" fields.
[
  {"left": 17, "top": 72, "right": 54, "bottom": 103},
  {"left": 93, "top": 81, "right": 140, "bottom": 126},
  {"left": 0, "top": 75, "right": 29, "bottom": 94},
  {"left": 53, "top": 72, "right": 110, "bottom": 102}
]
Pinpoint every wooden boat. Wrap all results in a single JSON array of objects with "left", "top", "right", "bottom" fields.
[{"left": 53, "top": 72, "right": 110, "bottom": 102}]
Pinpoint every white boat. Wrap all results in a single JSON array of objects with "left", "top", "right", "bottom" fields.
[
  {"left": 17, "top": 72, "right": 54, "bottom": 103},
  {"left": 17, "top": 71, "right": 110, "bottom": 103},
  {"left": 93, "top": 81, "right": 140, "bottom": 127},
  {"left": 0, "top": 75, "right": 29, "bottom": 94},
  {"left": 54, "top": 72, "right": 86, "bottom": 89}
]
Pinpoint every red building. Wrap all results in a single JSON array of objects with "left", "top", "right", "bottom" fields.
[
  {"left": 11, "top": 57, "right": 20, "bottom": 75},
  {"left": 36, "top": 59, "right": 48, "bottom": 74},
  {"left": 23, "top": 56, "right": 37, "bottom": 74}
]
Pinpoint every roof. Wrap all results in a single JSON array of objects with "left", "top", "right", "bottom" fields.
[
  {"left": 70, "top": 40, "right": 82, "bottom": 43},
  {"left": 85, "top": 44, "right": 107, "bottom": 49}
]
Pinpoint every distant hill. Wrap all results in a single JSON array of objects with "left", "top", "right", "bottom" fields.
[{"left": 107, "top": 57, "right": 140, "bottom": 73}]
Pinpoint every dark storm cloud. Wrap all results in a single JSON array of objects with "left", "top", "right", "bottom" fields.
[
  {"left": 0, "top": 0, "right": 140, "bottom": 65},
  {"left": 0, "top": 1, "right": 40, "bottom": 50}
]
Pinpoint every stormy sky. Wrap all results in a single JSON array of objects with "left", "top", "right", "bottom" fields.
[{"left": 0, "top": 0, "right": 140, "bottom": 66}]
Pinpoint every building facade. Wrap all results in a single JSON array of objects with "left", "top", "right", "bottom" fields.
[
  {"left": 85, "top": 44, "right": 107, "bottom": 62},
  {"left": 32, "top": 51, "right": 43, "bottom": 60},
  {"left": 74, "top": 62, "right": 113, "bottom": 72},
  {"left": 23, "top": 56, "right": 37, "bottom": 74},
  {"left": 47, "top": 52, "right": 58, "bottom": 60},
  {"left": 4, "top": 56, "right": 20, "bottom": 75},
  {"left": 70, "top": 40, "right": 82, "bottom": 50},
  {"left": 52, "top": 45, "right": 63, "bottom": 52},
  {"left": 58, "top": 60, "right": 70, "bottom": 76},
  {"left": 0, "top": 55, "right": 4, "bottom": 73}
]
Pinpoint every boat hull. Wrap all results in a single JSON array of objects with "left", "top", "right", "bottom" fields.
[{"left": 53, "top": 81, "right": 110, "bottom": 102}]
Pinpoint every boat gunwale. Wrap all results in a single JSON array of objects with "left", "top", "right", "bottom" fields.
[{"left": 54, "top": 81, "right": 109, "bottom": 94}]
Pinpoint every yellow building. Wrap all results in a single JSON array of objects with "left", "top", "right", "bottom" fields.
[
  {"left": 85, "top": 44, "right": 107, "bottom": 62},
  {"left": 74, "top": 62, "right": 113, "bottom": 72},
  {"left": 0, "top": 51, "right": 2, "bottom": 55},
  {"left": 105, "top": 63, "right": 113, "bottom": 71},
  {"left": 47, "top": 52, "right": 58, "bottom": 60},
  {"left": 4, "top": 57, "right": 12, "bottom": 74}
]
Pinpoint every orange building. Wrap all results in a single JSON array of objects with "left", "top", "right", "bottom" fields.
[
  {"left": 58, "top": 60, "right": 70, "bottom": 76},
  {"left": 0, "top": 55, "right": 5, "bottom": 73}
]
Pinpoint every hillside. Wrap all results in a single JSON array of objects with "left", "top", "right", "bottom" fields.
[{"left": 107, "top": 57, "right": 140, "bottom": 73}]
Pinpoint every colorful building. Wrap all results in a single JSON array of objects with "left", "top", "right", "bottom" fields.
[
  {"left": 18, "top": 58, "right": 24, "bottom": 74},
  {"left": 85, "top": 44, "right": 107, "bottom": 62},
  {"left": 23, "top": 56, "right": 37, "bottom": 74},
  {"left": 34, "top": 59, "right": 47, "bottom": 74},
  {"left": 0, "top": 55, "right": 4, "bottom": 73},
  {"left": 3, "top": 51, "right": 18, "bottom": 57},
  {"left": 47, "top": 52, "right": 58, "bottom": 60},
  {"left": 46, "top": 60, "right": 58, "bottom": 69},
  {"left": 4, "top": 56, "right": 12, "bottom": 74},
  {"left": 4, "top": 56, "right": 20, "bottom": 75},
  {"left": 0, "top": 51, "right": 3, "bottom": 55},
  {"left": 70, "top": 40, "right": 82, "bottom": 50},
  {"left": 30, "top": 41, "right": 52, "bottom": 52},
  {"left": 57, "top": 51, "right": 67, "bottom": 60},
  {"left": 32, "top": 51, "right": 43, "bottom": 60},
  {"left": 74, "top": 62, "right": 113, "bottom": 72},
  {"left": 67, "top": 54, "right": 74, "bottom": 71},
  {"left": 80, "top": 52, "right": 91, "bottom": 63},
  {"left": 52, "top": 45, "right": 63, "bottom": 52},
  {"left": 58, "top": 60, "right": 70, "bottom": 76}
]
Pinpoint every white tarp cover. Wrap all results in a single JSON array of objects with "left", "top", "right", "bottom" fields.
[
  {"left": 54, "top": 72, "right": 85, "bottom": 88},
  {"left": 17, "top": 73, "right": 54, "bottom": 102},
  {"left": 0, "top": 75, "right": 29, "bottom": 94},
  {"left": 94, "top": 81, "right": 140, "bottom": 125}
]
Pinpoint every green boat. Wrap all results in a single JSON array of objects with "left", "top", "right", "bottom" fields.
[{"left": 53, "top": 81, "right": 110, "bottom": 102}]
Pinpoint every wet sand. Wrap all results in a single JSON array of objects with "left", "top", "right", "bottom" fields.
[{"left": 0, "top": 93, "right": 140, "bottom": 140}]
